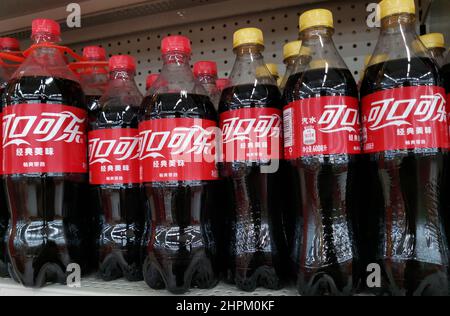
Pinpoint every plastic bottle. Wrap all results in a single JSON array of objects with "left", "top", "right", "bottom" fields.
[
  {"left": 89, "top": 55, "right": 145, "bottom": 282},
  {"left": 283, "top": 9, "right": 360, "bottom": 296},
  {"left": 360, "top": 0, "right": 449, "bottom": 296},
  {"left": 219, "top": 28, "right": 286, "bottom": 292},
  {"left": 3, "top": 19, "right": 90, "bottom": 288},
  {"left": 419, "top": 33, "right": 446, "bottom": 67},
  {"left": 140, "top": 36, "right": 220, "bottom": 294},
  {"left": 79, "top": 46, "right": 109, "bottom": 124},
  {"left": 194, "top": 61, "right": 221, "bottom": 110}
]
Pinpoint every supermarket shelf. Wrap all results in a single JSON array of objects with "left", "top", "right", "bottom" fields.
[{"left": 0, "top": 277, "right": 298, "bottom": 296}]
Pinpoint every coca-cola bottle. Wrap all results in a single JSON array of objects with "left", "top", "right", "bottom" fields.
[
  {"left": 216, "top": 78, "right": 230, "bottom": 93},
  {"left": 146, "top": 74, "right": 159, "bottom": 94},
  {"left": 280, "top": 41, "right": 301, "bottom": 92},
  {"left": 419, "top": 33, "right": 446, "bottom": 67},
  {"left": 79, "top": 46, "right": 109, "bottom": 124},
  {"left": 360, "top": 0, "right": 449, "bottom": 296},
  {"left": 89, "top": 55, "right": 145, "bottom": 282},
  {"left": 283, "top": 9, "right": 360, "bottom": 296},
  {"left": 140, "top": 36, "right": 220, "bottom": 294},
  {"left": 265, "top": 63, "right": 281, "bottom": 86},
  {"left": 219, "top": 28, "right": 285, "bottom": 292},
  {"left": 194, "top": 61, "right": 221, "bottom": 110},
  {"left": 3, "top": 19, "right": 90, "bottom": 287},
  {"left": 0, "top": 37, "right": 21, "bottom": 277}
]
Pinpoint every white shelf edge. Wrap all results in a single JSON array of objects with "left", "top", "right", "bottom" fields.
[{"left": 0, "top": 277, "right": 299, "bottom": 297}]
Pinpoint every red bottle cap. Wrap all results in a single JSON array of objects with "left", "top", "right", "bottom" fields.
[
  {"left": 83, "top": 46, "right": 106, "bottom": 61},
  {"left": 194, "top": 61, "right": 218, "bottom": 78},
  {"left": 146, "top": 74, "right": 159, "bottom": 89},
  {"left": 0, "top": 37, "right": 20, "bottom": 51},
  {"left": 161, "top": 36, "right": 192, "bottom": 55},
  {"left": 109, "top": 55, "right": 136, "bottom": 71},
  {"left": 216, "top": 78, "right": 230, "bottom": 91},
  {"left": 32, "top": 19, "right": 61, "bottom": 37}
]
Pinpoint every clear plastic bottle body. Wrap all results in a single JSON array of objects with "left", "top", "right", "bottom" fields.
[
  {"left": 219, "top": 43, "right": 286, "bottom": 292},
  {"left": 360, "top": 13, "right": 449, "bottom": 296},
  {"left": 284, "top": 25, "right": 359, "bottom": 296},
  {"left": 3, "top": 27, "right": 91, "bottom": 287},
  {"left": 90, "top": 67, "right": 145, "bottom": 281},
  {"left": 196, "top": 73, "right": 221, "bottom": 111},
  {"left": 140, "top": 47, "right": 219, "bottom": 294}
]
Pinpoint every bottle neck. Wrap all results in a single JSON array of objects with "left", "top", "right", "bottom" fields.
[
  {"left": 234, "top": 44, "right": 265, "bottom": 60},
  {"left": 301, "top": 27, "right": 335, "bottom": 46},
  {"left": 300, "top": 26, "right": 346, "bottom": 70},
  {"left": 380, "top": 13, "right": 416, "bottom": 34},
  {"left": 162, "top": 52, "right": 191, "bottom": 66},
  {"left": 197, "top": 74, "right": 218, "bottom": 85},
  {"left": 32, "top": 33, "right": 61, "bottom": 45},
  {"left": 284, "top": 56, "right": 298, "bottom": 67},
  {"left": 110, "top": 69, "right": 135, "bottom": 81},
  {"left": 229, "top": 44, "right": 275, "bottom": 86}
]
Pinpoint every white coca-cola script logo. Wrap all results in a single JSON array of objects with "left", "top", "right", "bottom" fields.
[
  {"left": 221, "top": 114, "right": 281, "bottom": 143},
  {"left": 318, "top": 104, "right": 359, "bottom": 133},
  {"left": 367, "top": 93, "right": 446, "bottom": 130},
  {"left": 89, "top": 136, "right": 140, "bottom": 165},
  {"left": 139, "top": 125, "right": 216, "bottom": 160},
  {"left": 3, "top": 111, "right": 85, "bottom": 148}
]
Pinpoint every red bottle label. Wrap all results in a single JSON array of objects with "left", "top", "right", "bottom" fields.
[
  {"left": 139, "top": 118, "right": 219, "bottom": 182},
  {"left": 220, "top": 108, "right": 283, "bottom": 162},
  {"left": 361, "top": 86, "right": 448, "bottom": 153},
  {"left": 283, "top": 96, "right": 361, "bottom": 158},
  {"left": 2, "top": 103, "right": 87, "bottom": 174},
  {"left": 88, "top": 128, "right": 140, "bottom": 185}
]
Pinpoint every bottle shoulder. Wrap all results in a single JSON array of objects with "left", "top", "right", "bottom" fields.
[
  {"left": 141, "top": 93, "right": 217, "bottom": 121},
  {"left": 218, "top": 84, "right": 282, "bottom": 112},
  {"left": 361, "top": 57, "right": 442, "bottom": 96},
  {"left": 284, "top": 68, "right": 358, "bottom": 102},
  {"left": 4, "top": 75, "right": 85, "bottom": 108},
  {"left": 93, "top": 97, "right": 142, "bottom": 129}
]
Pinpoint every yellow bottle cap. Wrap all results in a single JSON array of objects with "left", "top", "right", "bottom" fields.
[
  {"left": 283, "top": 41, "right": 302, "bottom": 61},
  {"left": 233, "top": 28, "right": 264, "bottom": 49},
  {"left": 379, "top": 0, "right": 415, "bottom": 19},
  {"left": 266, "top": 64, "right": 280, "bottom": 78},
  {"left": 420, "top": 33, "right": 446, "bottom": 49},
  {"left": 299, "top": 9, "right": 334, "bottom": 32}
]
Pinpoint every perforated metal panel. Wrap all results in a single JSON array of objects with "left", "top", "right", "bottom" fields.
[{"left": 70, "top": 0, "right": 379, "bottom": 93}]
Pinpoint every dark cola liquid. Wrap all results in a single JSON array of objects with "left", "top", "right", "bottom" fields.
[
  {"left": 361, "top": 57, "right": 450, "bottom": 296},
  {"left": 141, "top": 93, "right": 220, "bottom": 294},
  {"left": 90, "top": 98, "right": 145, "bottom": 282},
  {"left": 3, "top": 76, "right": 91, "bottom": 287},
  {"left": 0, "top": 86, "right": 9, "bottom": 277},
  {"left": 219, "top": 84, "right": 286, "bottom": 292},
  {"left": 284, "top": 68, "right": 359, "bottom": 296}
]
